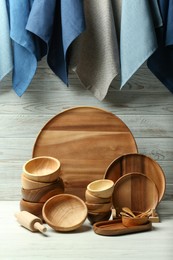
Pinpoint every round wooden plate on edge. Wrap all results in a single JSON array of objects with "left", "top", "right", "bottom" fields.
[
  {"left": 112, "top": 172, "right": 159, "bottom": 213},
  {"left": 104, "top": 153, "right": 166, "bottom": 202},
  {"left": 32, "top": 106, "right": 138, "bottom": 200}
]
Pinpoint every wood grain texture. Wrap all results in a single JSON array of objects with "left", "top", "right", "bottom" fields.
[
  {"left": 93, "top": 219, "right": 152, "bottom": 236},
  {"left": 21, "top": 178, "right": 64, "bottom": 203},
  {"left": 21, "top": 173, "right": 61, "bottom": 189},
  {"left": 105, "top": 153, "right": 166, "bottom": 202},
  {"left": 23, "top": 156, "right": 61, "bottom": 183},
  {"left": 32, "top": 107, "right": 137, "bottom": 200},
  {"left": 20, "top": 199, "right": 44, "bottom": 220},
  {"left": 112, "top": 173, "right": 159, "bottom": 212},
  {"left": 1, "top": 115, "right": 173, "bottom": 138},
  {"left": 15, "top": 211, "right": 47, "bottom": 233},
  {"left": 42, "top": 194, "right": 88, "bottom": 231},
  {"left": 0, "top": 59, "right": 173, "bottom": 203}
]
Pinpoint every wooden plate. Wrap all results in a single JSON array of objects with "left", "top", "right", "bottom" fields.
[
  {"left": 112, "top": 173, "right": 159, "bottom": 213},
  {"left": 93, "top": 219, "right": 152, "bottom": 236},
  {"left": 32, "top": 106, "right": 137, "bottom": 200},
  {"left": 104, "top": 153, "right": 166, "bottom": 202}
]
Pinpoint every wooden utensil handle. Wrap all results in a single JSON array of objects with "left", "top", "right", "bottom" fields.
[
  {"left": 15, "top": 211, "right": 47, "bottom": 233},
  {"left": 33, "top": 222, "right": 47, "bottom": 233}
]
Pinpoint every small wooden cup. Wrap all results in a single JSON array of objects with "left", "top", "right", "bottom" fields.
[
  {"left": 87, "top": 179, "right": 114, "bottom": 198},
  {"left": 42, "top": 194, "right": 88, "bottom": 232},
  {"left": 23, "top": 156, "right": 61, "bottom": 183},
  {"left": 21, "top": 178, "right": 64, "bottom": 203}
]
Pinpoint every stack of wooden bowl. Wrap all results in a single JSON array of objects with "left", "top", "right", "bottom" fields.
[
  {"left": 20, "top": 156, "right": 64, "bottom": 220},
  {"left": 85, "top": 179, "right": 114, "bottom": 225}
]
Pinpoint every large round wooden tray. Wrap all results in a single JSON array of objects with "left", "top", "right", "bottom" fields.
[
  {"left": 32, "top": 106, "right": 138, "bottom": 200},
  {"left": 104, "top": 153, "right": 166, "bottom": 202}
]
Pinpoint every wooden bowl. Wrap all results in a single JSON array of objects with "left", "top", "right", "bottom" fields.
[
  {"left": 87, "top": 179, "right": 114, "bottom": 198},
  {"left": 85, "top": 190, "right": 111, "bottom": 204},
  {"left": 122, "top": 215, "right": 149, "bottom": 227},
  {"left": 20, "top": 199, "right": 44, "bottom": 220},
  {"left": 87, "top": 210, "right": 112, "bottom": 225},
  {"left": 85, "top": 201, "right": 112, "bottom": 213},
  {"left": 21, "top": 173, "right": 59, "bottom": 189},
  {"left": 21, "top": 178, "right": 64, "bottom": 203},
  {"left": 42, "top": 194, "right": 88, "bottom": 232},
  {"left": 23, "top": 156, "right": 61, "bottom": 183}
]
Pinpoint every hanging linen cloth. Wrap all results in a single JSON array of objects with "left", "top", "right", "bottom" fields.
[
  {"left": 69, "top": 0, "right": 120, "bottom": 101},
  {"left": 119, "top": 0, "right": 158, "bottom": 88},
  {"left": 26, "top": 0, "right": 85, "bottom": 85},
  {"left": 147, "top": 0, "right": 173, "bottom": 93},
  {"left": 0, "top": 0, "right": 13, "bottom": 81},
  {"left": 149, "top": 0, "right": 163, "bottom": 28},
  {"left": 6, "top": 0, "right": 46, "bottom": 96}
]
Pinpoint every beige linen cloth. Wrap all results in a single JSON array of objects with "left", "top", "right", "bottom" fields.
[{"left": 69, "top": 0, "right": 120, "bottom": 100}]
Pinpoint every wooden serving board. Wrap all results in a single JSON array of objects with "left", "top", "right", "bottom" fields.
[
  {"left": 104, "top": 153, "right": 166, "bottom": 202},
  {"left": 93, "top": 219, "right": 152, "bottom": 236},
  {"left": 32, "top": 106, "right": 138, "bottom": 200}
]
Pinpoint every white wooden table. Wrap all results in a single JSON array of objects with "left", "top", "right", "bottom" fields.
[{"left": 0, "top": 201, "right": 172, "bottom": 260}]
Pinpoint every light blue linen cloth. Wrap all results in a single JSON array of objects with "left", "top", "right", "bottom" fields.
[
  {"left": 0, "top": 0, "right": 13, "bottom": 81},
  {"left": 120, "top": 0, "right": 158, "bottom": 88},
  {"left": 27, "top": 0, "right": 85, "bottom": 85},
  {"left": 7, "top": 0, "right": 45, "bottom": 96}
]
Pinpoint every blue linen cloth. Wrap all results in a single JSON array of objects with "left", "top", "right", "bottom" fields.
[
  {"left": 149, "top": 0, "right": 163, "bottom": 28},
  {"left": 0, "top": 0, "right": 13, "bottom": 81},
  {"left": 6, "top": 0, "right": 45, "bottom": 96},
  {"left": 27, "top": 0, "right": 85, "bottom": 85},
  {"left": 159, "top": 0, "right": 173, "bottom": 46},
  {"left": 120, "top": 0, "right": 158, "bottom": 88},
  {"left": 147, "top": 0, "right": 173, "bottom": 93}
]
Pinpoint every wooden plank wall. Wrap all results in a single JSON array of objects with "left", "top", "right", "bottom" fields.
[{"left": 0, "top": 59, "right": 173, "bottom": 202}]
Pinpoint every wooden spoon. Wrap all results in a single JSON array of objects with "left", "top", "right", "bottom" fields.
[
  {"left": 120, "top": 212, "right": 133, "bottom": 218},
  {"left": 122, "top": 207, "right": 136, "bottom": 218},
  {"left": 137, "top": 209, "right": 152, "bottom": 218}
]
